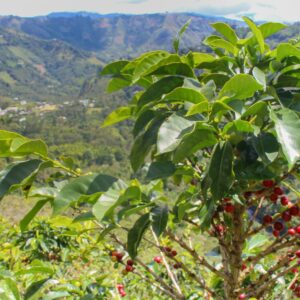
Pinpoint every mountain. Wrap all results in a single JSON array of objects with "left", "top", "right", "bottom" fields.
[{"left": 0, "top": 13, "right": 299, "bottom": 102}]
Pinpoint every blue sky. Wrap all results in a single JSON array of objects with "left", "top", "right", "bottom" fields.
[{"left": 0, "top": 0, "right": 299, "bottom": 22}]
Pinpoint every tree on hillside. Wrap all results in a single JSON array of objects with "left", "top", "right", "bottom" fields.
[{"left": 0, "top": 17, "right": 300, "bottom": 299}]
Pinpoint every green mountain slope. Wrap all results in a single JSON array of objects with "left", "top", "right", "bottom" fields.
[{"left": 0, "top": 28, "right": 103, "bottom": 101}]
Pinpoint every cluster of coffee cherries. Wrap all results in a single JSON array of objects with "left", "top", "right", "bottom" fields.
[
  {"left": 122, "top": 259, "right": 135, "bottom": 275},
  {"left": 110, "top": 250, "right": 124, "bottom": 262},
  {"left": 153, "top": 247, "right": 181, "bottom": 268},
  {"left": 260, "top": 180, "right": 299, "bottom": 237},
  {"left": 116, "top": 284, "right": 126, "bottom": 297}
]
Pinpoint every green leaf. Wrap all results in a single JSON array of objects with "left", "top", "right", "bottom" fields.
[
  {"left": 242, "top": 101, "right": 268, "bottom": 118},
  {"left": 24, "top": 278, "right": 50, "bottom": 300},
  {"left": 174, "top": 123, "right": 218, "bottom": 162},
  {"left": 270, "top": 108, "right": 300, "bottom": 168},
  {"left": 163, "top": 87, "right": 208, "bottom": 104},
  {"left": 127, "top": 213, "right": 150, "bottom": 258},
  {"left": 259, "top": 22, "right": 286, "bottom": 38},
  {"left": 2, "top": 278, "right": 20, "bottom": 300},
  {"left": 20, "top": 199, "right": 50, "bottom": 231},
  {"left": 204, "top": 36, "right": 238, "bottom": 55},
  {"left": 0, "top": 130, "right": 23, "bottom": 139},
  {"left": 252, "top": 67, "right": 266, "bottom": 90},
  {"left": 138, "top": 76, "right": 184, "bottom": 107},
  {"left": 186, "top": 101, "right": 209, "bottom": 116},
  {"left": 277, "top": 43, "right": 300, "bottom": 61},
  {"left": 16, "top": 267, "right": 54, "bottom": 276},
  {"left": 101, "top": 106, "right": 134, "bottom": 128},
  {"left": 101, "top": 60, "right": 129, "bottom": 75},
  {"left": 251, "top": 133, "right": 279, "bottom": 165},
  {"left": 53, "top": 174, "right": 126, "bottom": 214},
  {"left": 73, "top": 211, "right": 95, "bottom": 223},
  {"left": 219, "top": 74, "right": 263, "bottom": 100},
  {"left": 156, "top": 114, "right": 193, "bottom": 154},
  {"left": 146, "top": 161, "right": 177, "bottom": 180},
  {"left": 150, "top": 205, "right": 168, "bottom": 237},
  {"left": 107, "top": 76, "right": 131, "bottom": 92},
  {"left": 132, "top": 51, "right": 170, "bottom": 83},
  {"left": 243, "top": 17, "right": 265, "bottom": 54},
  {"left": 202, "top": 141, "right": 234, "bottom": 201},
  {"left": 223, "top": 120, "right": 255, "bottom": 134},
  {"left": 148, "top": 63, "right": 195, "bottom": 78},
  {"left": 130, "top": 115, "right": 166, "bottom": 171},
  {"left": 173, "top": 19, "right": 191, "bottom": 53},
  {"left": 211, "top": 22, "right": 238, "bottom": 45},
  {"left": 43, "top": 292, "right": 70, "bottom": 300},
  {"left": 190, "top": 52, "right": 215, "bottom": 68},
  {"left": 244, "top": 234, "right": 269, "bottom": 255},
  {"left": 0, "top": 159, "right": 43, "bottom": 199}
]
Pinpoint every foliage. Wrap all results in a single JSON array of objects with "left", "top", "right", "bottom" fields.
[{"left": 0, "top": 18, "right": 300, "bottom": 300}]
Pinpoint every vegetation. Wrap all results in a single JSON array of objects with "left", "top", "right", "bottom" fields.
[{"left": 0, "top": 16, "right": 300, "bottom": 300}]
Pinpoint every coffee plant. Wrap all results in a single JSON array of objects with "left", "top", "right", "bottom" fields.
[{"left": 0, "top": 17, "right": 300, "bottom": 299}]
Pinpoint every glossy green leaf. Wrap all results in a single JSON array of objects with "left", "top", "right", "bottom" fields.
[
  {"left": 101, "top": 106, "right": 134, "bottom": 128},
  {"left": 20, "top": 199, "right": 50, "bottom": 231},
  {"left": 149, "top": 62, "right": 195, "bottom": 78},
  {"left": 130, "top": 115, "right": 166, "bottom": 171},
  {"left": 270, "top": 108, "right": 300, "bottom": 168},
  {"left": 73, "top": 211, "right": 95, "bottom": 223},
  {"left": 243, "top": 17, "right": 265, "bottom": 54},
  {"left": 219, "top": 74, "right": 263, "bottom": 100},
  {"left": 252, "top": 67, "right": 266, "bottom": 90},
  {"left": 1, "top": 278, "right": 20, "bottom": 300},
  {"left": 163, "top": 87, "right": 207, "bottom": 104},
  {"left": 202, "top": 141, "right": 234, "bottom": 201},
  {"left": 150, "top": 205, "right": 168, "bottom": 237},
  {"left": 204, "top": 36, "right": 238, "bottom": 55},
  {"left": 16, "top": 267, "right": 54, "bottom": 276},
  {"left": 43, "top": 292, "right": 70, "bottom": 300},
  {"left": 53, "top": 174, "right": 126, "bottom": 214},
  {"left": 0, "top": 130, "right": 23, "bottom": 139},
  {"left": 173, "top": 19, "right": 191, "bottom": 53},
  {"left": 127, "top": 213, "right": 150, "bottom": 258},
  {"left": 156, "top": 114, "right": 193, "bottom": 154},
  {"left": 186, "top": 101, "right": 209, "bottom": 116},
  {"left": 251, "top": 134, "right": 279, "bottom": 166},
  {"left": 190, "top": 52, "right": 215, "bottom": 68},
  {"left": 132, "top": 51, "right": 169, "bottom": 82},
  {"left": 0, "top": 159, "right": 43, "bottom": 199},
  {"left": 24, "top": 278, "right": 50, "bottom": 300},
  {"left": 138, "top": 76, "right": 184, "bottom": 107},
  {"left": 242, "top": 101, "right": 268, "bottom": 118},
  {"left": 107, "top": 76, "right": 132, "bottom": 92},
  {"left": 146, "top": 161, "right": 176, "bottom": 180},
  {"left": 211, "top": 22, "right": 238, "bottom": 44},
  {"left": 101, "top": 60, "right": 129, "bottom": 76},
  {"left": 259, "top": 22, "right": 286, "bottom": 38},
  {"left": 277, "top": 43, "right": 300, "bottom": 61},
  {"left": 174, "top": 123, "right": 218, "bottom": 162},
  {"left": 223, "top": 120, "right": 255, "bottom": 134},
  {"left": 10, "top": 139, "right": 48, "bottom": 157}
]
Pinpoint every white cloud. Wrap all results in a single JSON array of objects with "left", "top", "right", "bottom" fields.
[{"left": 0, "top": 0, "right": 299, "bottom": 22}]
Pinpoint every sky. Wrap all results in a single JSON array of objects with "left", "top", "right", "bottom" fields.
[{"left": 0, "top": 0, "right": 299, "bottom": 22}]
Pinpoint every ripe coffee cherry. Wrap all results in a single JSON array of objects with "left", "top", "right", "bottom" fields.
[
  {"left": 241, "top": 264, "right": 247, "bottom": 271},
  {"left": 171, "top": 250, "right": 177, "bottom": 257},
  {"left": 190, "top": 178, "right": 197, "bottom": 186},
  {"left": 273, "top": 187, "right": 283, "bottom": 195},
  {"left": 117, "top": 284, "right": 124, "bottom": 290},
  {"left": 296, "top": 226, "right": 300, "bottom": 234},
  {"left": 125, "top": 265, "right": 134, "bottom": 272},
  {"left": 154, "top": 256, "right": 162, "bottom": 263},
  {"left": 223, "top": 197, "right": 231, "bottom": 202},
  {"left": 274, "top": 222, "right": 284, "bottom": 231},
  {"left": 215, "top": 224, "right": 225, "bottom": 235},
  {"left": 120, "top": 291, "right": 126, "bottom": 297},
  {"left": 173, "top": 263, "right": 181, "bottom": 269},
  {"left": 127, "top": 259, "right": 134, "bottom": 266},
  {"left": 273, "top": 230, "right": 280, "bottom": 237},
  {"left": 270, "top": 194, "right": 278, "bottom": 202},
  {"left": 263, "top": 215, "right": 273, "bottom": 224},
  {"left": 224, "top": 203, "right": 235, "bottom": 213},
  {"left": 262, "top": 180, "right": 274, "bottom": 188},
  {"left": 238, "top": 293, "right": 246, "bottom": 300},
  {"left": 288, "top": 228, "right": 296, "bottom": 236},
  {"left": 296, "top": 250, "right": 300, "bottom": 258},
  {"left": 282, "top": 211, "right": 292, "bottom": 222},
  {"left": 290, "top": 206, "right": 299, "bottom": 216},
  {"left": 164, "top": 246, "right": 171, "bottom": 252},
  {"left": 280, "top": 196, "right": 289, "bottom": 206}
]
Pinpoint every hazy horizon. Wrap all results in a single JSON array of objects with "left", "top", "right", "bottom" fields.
[{"left": 0, "top": 0, "right": 299, "bottom": 22}]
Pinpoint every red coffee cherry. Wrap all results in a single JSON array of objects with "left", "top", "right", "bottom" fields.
[
  {"left": 290, "top": 206, "right": 299, "bottom": 216},
  {"left": 282, "top": 211, "right": 292, "bottom": 222},
  {"left": 238, "top": 293, "right": 247, "bottom": 300},
  {"left": 296, "top": 250, "right": 300, "bottom": 258},
  {"left": 263, "top": 215, "right": 273, "bottom": 224},
  {"left": 127, "top": 259, "right": 134, "bottom": 266},
  {"left": 288, "top": 228, "right": 296, "bottom": 236},
  {"left": 224, "top": 203, "right": 235, "bottom": 213},
  {"left": 280, "top": 196, "right": 289, "bottom": 206},
  {"left": 273, "top": 187, "right": 283, "bottom": 195},
  {"left": 154, "top": 256, "right": 162, "bottom": 263},
  {"left": 273, "top": 230, "right": 280, "bottom": 237},
  {"left": 171, "top": 250, "right": 177, "bottom": 257},
  {"left": 164, "top": 246, "right": 171, "bottom": 252},
  {"left": 274, "top": 222, "right": 284, "bottom": 231},
  {"left": 270, "top": 194, "right": 278, "bottom": 202},
  {"left": 296, "top": 226, "right": 300, "bottom": 234},
  {"left": 262, "top": 180, "right": 274, "bottom": 188},
  {"left": 125, "top": 265, "right": 134, "bottom": 272}
]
